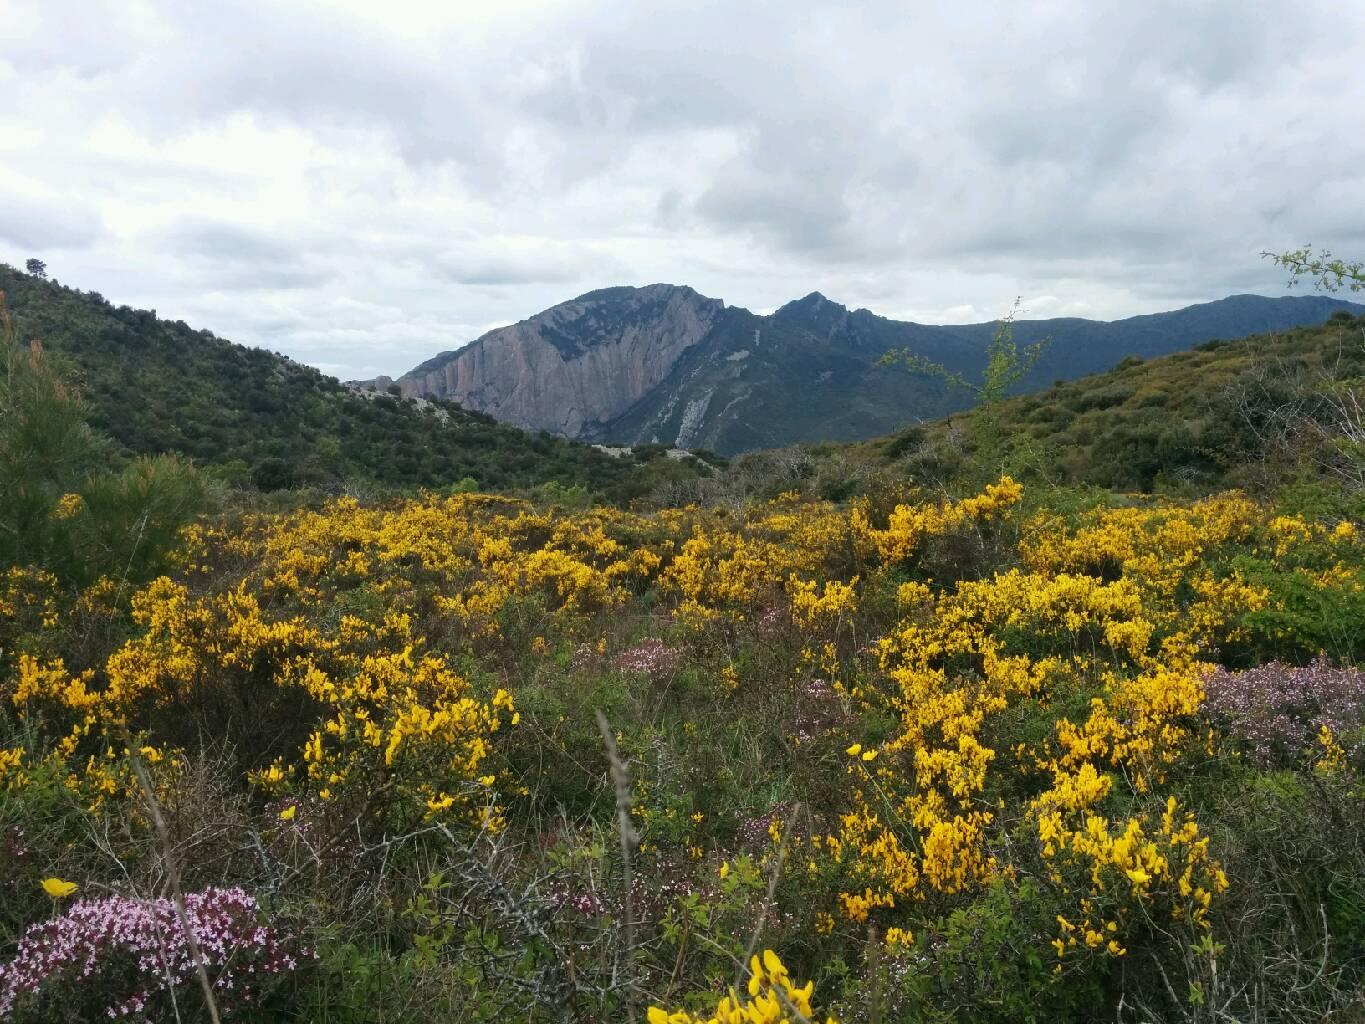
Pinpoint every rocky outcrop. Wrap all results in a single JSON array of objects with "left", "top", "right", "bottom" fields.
[{"left": 399, "top": 284, "right": 724, "bottom": 436}]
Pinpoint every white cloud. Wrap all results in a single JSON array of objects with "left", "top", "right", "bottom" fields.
[{"left": 2, "top": 0, "right": 1363, "bottom": 379}]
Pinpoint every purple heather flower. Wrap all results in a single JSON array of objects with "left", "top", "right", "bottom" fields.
[
  {"left": 0, "top": 886, "right": 307, "bottom": 1020},
  {"left": 614, "top": 638, "right": 683, "bottom": 678},
  {"left": 1203, "top": 658, "right": 1365, "bottom": 766}
]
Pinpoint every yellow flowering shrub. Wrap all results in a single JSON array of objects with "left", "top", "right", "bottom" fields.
[
  {"left": 854, "top": 475, "right": 1024, "bottom": 564},
  {"left": 2, "top": 472, "right": 1362, "bottom": 1020},
  {"left": 648, "top": 950, "right": 837, "bottom": 1024},
  {"left": 800, "top": 484, "right": 1315, "bottom": 962}
]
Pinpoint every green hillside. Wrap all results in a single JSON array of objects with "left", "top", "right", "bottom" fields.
[
  {"left": 865, "top": 310, "right": 1365, "bottom": 494},
  {"left": 0, "top": 264, "right": 637, "bottom": 495}
]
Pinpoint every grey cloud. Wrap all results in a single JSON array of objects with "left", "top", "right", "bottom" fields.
[
  {"left": 694, "top": 166, "right": 853, "bottom": 255},
  {"left": 161, "top": 222, "right": 300, "bottom": 264},
  {"left": 432, "top": 249, "right": 588, "bottom": 287},
  {"left": 158, "top": 221, "right": 336, "bottom": 291},
  {"left": 0, "top": 193, "right": 103, "bottom": 250},
  {"left": 2, "top": 0, "right": 1364, "bottom": 381}
]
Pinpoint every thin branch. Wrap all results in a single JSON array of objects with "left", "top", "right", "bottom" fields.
[{"left": 128, "top": 747, "right": 223, "bottom": 1024}]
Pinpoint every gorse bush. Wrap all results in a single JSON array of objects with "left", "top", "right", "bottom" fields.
[{"left": 0, "top": 473, "right": 1363, "bottom": 1021}]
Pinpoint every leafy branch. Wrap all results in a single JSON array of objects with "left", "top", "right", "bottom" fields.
[
  {"left": 1263, "top": 246, "right": 1365, "bottom": 294},
  {"left": 879, "top": 299, "right": 1050, "bottom": 407}
]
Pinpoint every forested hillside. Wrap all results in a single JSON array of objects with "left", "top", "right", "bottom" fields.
[
  {"left": 0, "top": 265, "right": 636, "bottom": 495},
  {"left": 882, "top": 311, "right": 1365, "bottom": 492}
]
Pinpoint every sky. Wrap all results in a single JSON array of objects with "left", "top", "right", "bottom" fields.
[{"left": 2, "top": 0, "right": 1364, "bottom": 381}]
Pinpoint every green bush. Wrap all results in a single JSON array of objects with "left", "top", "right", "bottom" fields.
[{"left": 0, "top": 295, "right": 207, "bottom": 585}]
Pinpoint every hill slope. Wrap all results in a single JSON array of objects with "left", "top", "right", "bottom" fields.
[
  {"left": 0, "top": 265, "right": 635, "bottom": 494},
  {"left": 390, "top": 285, "right": 1365, "bottom": 456},
  {"left": 864, "top": 310, "right": 1365, "bottom": 493}
]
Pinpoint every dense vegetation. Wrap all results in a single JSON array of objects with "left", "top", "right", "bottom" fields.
[
  {"left": 0, "top": 265, "right": 651, "bottom": 497},
  {"left": 925, "top": 311, "right": 1365, "bottom": 493},
  {"left": 1, "top": 264, "right": 1363, "bottom": 1022},
  {"left": 720, "top": 312, "right": 1365, "bottom": 506},
  {"left": 3, "top": 473, "right": 1363, "bottom": 1022}
]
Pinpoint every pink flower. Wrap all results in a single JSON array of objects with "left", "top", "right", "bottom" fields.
[{"left": 0, "top": 887, "right": 308, "bottom": 1020}]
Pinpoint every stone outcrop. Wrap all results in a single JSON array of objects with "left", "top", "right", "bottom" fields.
[{"left": 399, "top": 284, "right": 724, "bottom": 436}]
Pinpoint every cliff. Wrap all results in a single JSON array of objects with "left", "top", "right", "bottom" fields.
[{"left": 399, "top": 284, "right": 724, "bottom": 436}]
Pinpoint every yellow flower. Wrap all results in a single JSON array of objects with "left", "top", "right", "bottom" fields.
[
  {"left": 278, "top": 805, "right": 296, "bottom": 821},
  {"left": 861, "top": 749, "right": 878, "bottom": 762},
  {"left": 885, "top": 926, "right": 914, "bottom": 949},
  {"left": 845, "top": 743, "right": 862, "bottom": 757},
  {"left": 51, "top": 493, "right": 83, "bottom": 520},
  {"left": 42, "top": 877, "right": 78, "bottom": 899},
  {"left": 718, "top": 861, "right": 730, "bottom": 880}
]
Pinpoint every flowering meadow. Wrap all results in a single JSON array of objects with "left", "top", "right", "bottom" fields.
[{"left": 1, "top": 478, "right": 1363, "bottom": 1021}]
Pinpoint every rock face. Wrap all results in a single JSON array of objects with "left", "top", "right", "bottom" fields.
[
  {"left": 399, "top": 284, "right": 724, "bottom": 437},
  {"left": 392, "top": 285, "right": 1365, "bottom": 456}
]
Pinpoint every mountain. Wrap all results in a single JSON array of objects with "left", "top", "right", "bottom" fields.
[
  {"left": 389, "top": 286, "right": 1365, "bottom": 456},
  {"left": 399, "top": 284, "right": 726, "bottom": 439},
  {"left": 0, "top": 264, "right": 641, "bottom": 495}
]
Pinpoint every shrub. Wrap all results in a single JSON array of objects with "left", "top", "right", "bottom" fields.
[
  {"left": 0, "top": 887, "right": 305, "bottom": 1021},
  {"left": 1203, "top": 659, "right": 1365, "bottom": 766}
]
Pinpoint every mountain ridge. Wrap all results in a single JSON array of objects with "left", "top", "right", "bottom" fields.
[
  {"left": 381, "top": 285, "right": 1365, "bottom": 455},
  {"left": 0, "top": 263, "right": 644, "bottom": 495}
]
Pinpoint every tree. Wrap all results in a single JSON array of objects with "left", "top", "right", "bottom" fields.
[
  {"left": 1260, "top": 246, "right": 1365, "bottom": 489},
  {"left": 880, "top": 299, "right": 1048, "bottom": 406},
  {"left": 24, "top": 258, "right": 47, "bottom": 279}
]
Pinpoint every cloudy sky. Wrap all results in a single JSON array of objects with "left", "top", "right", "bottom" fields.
[{"left": 3, "top": 1, "right": 1364, "bottom": 380}]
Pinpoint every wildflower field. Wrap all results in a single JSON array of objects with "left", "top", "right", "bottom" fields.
[{"left": 2, "top": 478, "right": 1363, "bottom": 1021}]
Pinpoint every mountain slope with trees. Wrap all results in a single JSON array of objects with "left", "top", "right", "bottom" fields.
[
  {"left": 669, "top": 310, "right": 1365, "bottom": 510},
  {"left": 885, "top": 310, "right": 1365, "bottom": 493},
  {"left": 0, "top": 264, "right": 638, "bottom": 495}
]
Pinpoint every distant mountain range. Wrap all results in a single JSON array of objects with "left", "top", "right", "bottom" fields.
[{"left": 376, "top": 286, "right": 1365, "bottom": 455}]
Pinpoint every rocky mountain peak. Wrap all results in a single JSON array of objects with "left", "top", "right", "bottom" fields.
[
  {"left": 772, "top": 290, "right": 855, "bottom": 339},
  {"left": 397, "top": 283, "right": 728, "bottom": 437},
  {"left": 391, "top": 285, "right": 1365, "bottom": 457},
  {"left": 528, "top": 284, "right": 724, "bottom": 359},
  {"left": 774, "top": 291, "right": 844, "bottom": 316}
]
